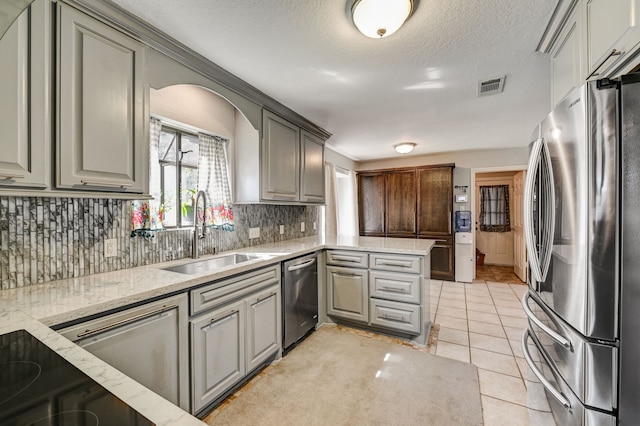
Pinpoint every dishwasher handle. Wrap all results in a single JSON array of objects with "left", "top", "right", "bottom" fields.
[
  {"left": 287, "top": 258, "right": 316, "bottom": 271},
  {"left": 76, "top": 304, "right": 177, "bottom": 339}
]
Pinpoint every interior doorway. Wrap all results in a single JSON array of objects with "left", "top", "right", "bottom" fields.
[{"left": 471, "top": 166, "right": 527, "bottom": 284}]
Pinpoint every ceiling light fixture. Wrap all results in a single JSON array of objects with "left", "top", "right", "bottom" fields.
[
  {"left": 351, "top": 0, "right": 414, "bottom": 39},
  {"left": 394, "top": 142, "right": 416, "bottom": 154}
]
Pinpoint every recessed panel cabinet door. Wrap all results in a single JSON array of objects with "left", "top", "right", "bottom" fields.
[
  {"left": 246, "top": 285, "right": 281, "bottom": 372},
  {"left": 386, "top": 169, "right": 417, "bottom": 237},
  {"left": 191, "top": 300, "right": 246, "bottom": 413},
  {"left": 326, "top": 266, "right": 369, "bottom": 323},
  {"left": 0, "top": 0, "right": 49, "bottom": 189},
  {"left": 261, "top": 110, "right": 300, "bottom": 201},
  {"left": 417, "top": 167, "right": 453, "bottom": 236},
  {"left": 300, "top": 130, "right": 325, "bottom": 203},
  {"left": 57, "top": 4, "right": 146, "bottom": 193},
  {"left": 358, "top": 172, "right": 386, "bottom": 236}
]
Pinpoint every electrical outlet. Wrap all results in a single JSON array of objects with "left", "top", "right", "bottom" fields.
[
  {"left": 300, "top": 222, "right": 305, "bottom": 232},
  {"left": 249, "top": 227, "right": 260, "bottom": 239},
  {"left": 313, "top": 221, "right": 317, "bottom": 230},
  {"left": 104, "top": 239, "right": 117, "bottom": 258},
  {"left": 279, "top": 225, "right": 284, "bottom": 235}
]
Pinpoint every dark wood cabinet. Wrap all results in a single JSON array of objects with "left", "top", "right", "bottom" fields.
[
  {"left": 357, "top": 172, "right": 386, "bottom": 236},
  {"left": 385, "top": 169, "right": 416, "bottom": 237},
  {"left": 357, "top": 164, "right": 455, "bottom": 281}
]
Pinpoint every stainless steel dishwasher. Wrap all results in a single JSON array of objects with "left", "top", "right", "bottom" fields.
[{"left": 283, "top": 252, "right": 318, "bottom": 351}]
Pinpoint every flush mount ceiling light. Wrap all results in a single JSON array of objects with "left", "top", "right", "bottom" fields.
[
  {"left": 351, "top": 0, "right": 414, "bottom": 38},
  {"left": 394, "top": 142, "right": 416, "bottom": 154}
]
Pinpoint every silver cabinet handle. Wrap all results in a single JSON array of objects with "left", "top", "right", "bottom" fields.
[
  {"left": 521, "top": 292, "right": 571, "bottom": 349},
  {"left": 287, "top": 258, "right": 316, "bottom": 271},
  {"left": 587, "top": 49, "right": 622, "bottom": 80},
  {"left": 381, "top": 286, "right": 407, "bottom": 293},
  {"left": 335, "top": 272, "right": 359, "bottom": 278},
  {"left": 522, "top": 330, "right": 571, "bottom": 409},
  {"left": 331, "top": 255, "right": 361, "bottom": 263},
  {"left": 0, "top": 173, "right": 25, "bottom": 179},
  {"left": 378, "top": 260, "right": 412, "bottom": 268},
  {"left": 382, "top": 313, "right": 407, "bottom": 322},
  {"left": 256, "top": 291, "right": 276, "bottom": 304},
  {"left": 79, "top": 179, "right": 133, "bottom": 188},
  {"left": 210, "top": 309, "right": 239, "bottom": 323},
  {"left": 76, "top": 304, "right": 176, "bottom": 339},
  {"left": 269, "top": 193, "right": 297, "bottom": 200}
]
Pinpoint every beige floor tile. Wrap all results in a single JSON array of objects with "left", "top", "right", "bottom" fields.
[
  {"left": 481, "top": 395, "right": 530, "bottom": 426},
  {"left": 515, "top": 356, "right": 539, "bottom": 383},
  {"left": 527, "top": 409, "right": 556, "bottom": 426},
  {"left": 466, "top": 294, "right": 494, "bottom": 305},
  {"left": 468, "top": 310, "right": 502, "bottom": 325},
  {"left": 503, "top": 325, "right": 526, "bottom": 341},
  {"left": 435, "top": 314, "right": 468, "bottom": 331},
  {"left": 488, "top": 284, "right": 516, "bottom": 293},
  {"left": 437, "top": 305, "right": 467, "bottom": 319},
  {"left": 510, "top": 284, "right": 528, "bottom": 296},
  {"left": 439, "top": 292, "right": 466, "bottom": 302},
  {"left": 438, "top": 326, "right": 469, "bottom": 346},
  {"left": 470, "top": 333, "right": 513, "bottom": 355},
  {"left": 478, "top": 369, "right": 527, "bottom": 406},
  {"left": 493, "top": 297, "right": 524, "bottom": 309},
  {"left": 525, "top": 380, "right": 552, "bottom": 411},
  {"left": 435, "top": 341, "right": 470, "bottom": 363},
  {"left": 497, "top": 306, "right": 527, "bottom": 318},
  {"left": 468, "top": 321, "right": 506, "bottom": 338},
  {"left": 467, "top": 301, "right": 498, "bottom": 313},
  {"left": 491, "top": 292, "right": 521, "bottom": 302},
  {"left": 470, "top": 348, "right": 521, "bottom": 377},
  {"left": 438, "top": 297, "right": 467, "bottom": 309},
  {"left": 465, "top": 287, "right": 490, "bottom": 295},
  {"left": 510, "top": 339, "right": 524, "bottom": 358},
  {"left": 500, "top": 315, "right": 529, "bottom": 329}
]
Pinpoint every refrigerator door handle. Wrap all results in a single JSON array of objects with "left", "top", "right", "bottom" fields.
[
  {"left": 522, "top": 330, "right": 571, "bottom": 409},
  {"left": 524, "top": 138, "right": 544, "bottom": 282},
  {"left": 538, "top": 138, "right": 556, "bottom": 282},
  {"left": 522, "top": 292, "right": 572, "bottom": 349}
]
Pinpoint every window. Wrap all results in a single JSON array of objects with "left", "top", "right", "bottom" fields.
[
  {"left": 479, "top": 185, "right": 511, "bottom": 232},
  {"left": 157, "top": 126, "right": 199, "bottom": 228}
]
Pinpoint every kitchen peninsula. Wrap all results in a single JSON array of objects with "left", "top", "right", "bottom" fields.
[{"left": 0, "top": 236, "right": 434, "bottom": 424}]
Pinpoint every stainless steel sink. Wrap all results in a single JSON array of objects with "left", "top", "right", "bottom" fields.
[{"left": 162, "top": 253, "right": 265, "bottom": 274}]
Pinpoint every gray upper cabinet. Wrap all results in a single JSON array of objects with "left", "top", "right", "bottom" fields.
[
  {"left": 261, "top": 110, "right": 300, "bottom": 201},
  {"left": 57, "top": 3, "right": 147, "bottom": 194},
  {"left": 0, "top": 0, "right": 50, "bottom": 190},
  {"left": 300, "top": 130, "right": 325, "bottom": 204}
]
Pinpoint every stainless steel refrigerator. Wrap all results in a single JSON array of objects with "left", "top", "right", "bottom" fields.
[{"left": 522, "top": 75, "right": 640, "bottom": 425}]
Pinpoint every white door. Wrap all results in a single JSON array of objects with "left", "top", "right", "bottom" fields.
[
  {"left": 512, "top": 171, "right": 527, "bottom": 281},
  {"left": 475, "top": 177, "right": 514, "bottom": 266}
]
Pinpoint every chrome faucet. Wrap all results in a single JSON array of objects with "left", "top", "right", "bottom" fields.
[{"left": 192, "top": 190, "right": 208, "bottom": 259}]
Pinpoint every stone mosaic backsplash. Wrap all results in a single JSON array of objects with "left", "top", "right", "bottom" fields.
[{"left": 0, "top": 197, "right": 318, "bottom": 289}]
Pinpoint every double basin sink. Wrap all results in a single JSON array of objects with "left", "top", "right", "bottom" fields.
[{"left": 162, "top": 253, "right": 274, "bottom": 275}]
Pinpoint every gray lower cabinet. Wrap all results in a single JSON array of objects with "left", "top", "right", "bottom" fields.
[
  {"left": 190, "top": 265, "right": 281, "bottom": 414},
  {"left": 0, "top": 0, "right": 49, "bottom": 189},
  {"left": 57, "top": 2, "right": 147, "bottom": 193},
  {"left": 326, "top": 265, "right": 369, "bottom": 323},
  {"left": 58, "top": 293, "right": 190, "bottom": 411}
]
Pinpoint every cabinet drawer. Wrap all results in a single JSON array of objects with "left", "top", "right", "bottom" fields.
[
  {"left": 190, "top": 265, "right": 280, "bottom": 315},
  {"left": 326, "top": 250, "right": 368, "bottom": 268},
  {"left": 369, "top": 270, "right": 421, "bottom": 304},
  {"left": 370, "top": 253, "right": 422, "bottom": 274},
  {"left": 369, "top": 299, "right": 421, "bottom": 335}
]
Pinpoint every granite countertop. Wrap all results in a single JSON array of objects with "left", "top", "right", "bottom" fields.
[{"left": 0, "top": 235, "right": 434, "bottom": 426}]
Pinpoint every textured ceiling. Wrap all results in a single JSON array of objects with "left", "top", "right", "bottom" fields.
[{"left": 110, "top": 0, "right": 557, "bottom": 161}]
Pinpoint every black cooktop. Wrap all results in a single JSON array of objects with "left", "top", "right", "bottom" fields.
[{"left": 0, "top": 329, "right": 155, "bottom": 426}]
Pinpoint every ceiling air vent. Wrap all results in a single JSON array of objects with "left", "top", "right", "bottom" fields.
[{"left": 478, "top": 76, "right": 506, "bottom": 97}]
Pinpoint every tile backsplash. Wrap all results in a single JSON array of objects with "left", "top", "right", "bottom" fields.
[{"left": 0, "top": 197, "right": 318, "bottom": 289}]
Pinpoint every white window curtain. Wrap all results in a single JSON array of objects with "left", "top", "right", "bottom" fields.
[
  {"left": 325, "top": 162, "right": 359, "bottom": 237},
  {"left": 197, "top": 133, "right": 234, "bottom": 230},
  {"left": 131, "top": 117, "right": 163, "bottom": 236}
]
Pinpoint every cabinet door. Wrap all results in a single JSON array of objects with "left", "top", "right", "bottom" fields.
[
  {"left": 261, "top": 110, "right": 300, "bottom": 201},
  {"left": 57, "top": 4, "right": 146, "bottom": 193},
  {"left": 300, "top": 130, "right": 325, "bottom": 203},
  {"left": 326, "top": 266, "right": 368, "bottom": 323},
  {"left": 586, "top": 0, "right": 640, "bottom": 78},
  {"left": 424, "top": 236, "right": 454, "bottom": 281},
  {"left": 385, "top": 170, "right": 417, "bottom": 237},
  {"left": 0, "top": 0, "right": 49, "bottom": 189},
  {"left": 191, "top": 300, "right": 246, "bottom": 414},
  {"left": 357, "top": 172, "right": 385, "bottom": 236},
  {"left": 58, "top": 294, "right": 190, "bottom": 412},
  {"left": 550, "top": 5, "right": 584, "bottom": 106},
  {"left": 246, "top": 285, "right": 281, "bottom": 373},
  {"left": 417, "top": 167, "right": 453, "bottom": 237}
]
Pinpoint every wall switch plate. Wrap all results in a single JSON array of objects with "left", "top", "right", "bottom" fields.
[
  {"left": 249, "top": 227, "right": 260, "bottom": 239},
  {"left": 104, "top": 239, "right": 117, "bottom": 257},
  {"left": 313, "top": 221, "right": 317, "bottom": 230},
  {"left": 279, "top": 225, "right": 284, "bottom": 235},
  {"left": 300, "top": 222, "right": 305, "bottom": 232}
]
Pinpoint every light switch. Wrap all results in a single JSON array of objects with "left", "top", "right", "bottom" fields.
[
  {"left": 300, "top": 222, "right": 305, "bottom": 232},
  {"left": 279, "top": 225, "right": 284, "bottom": 235},
  {"left": 249, "top": 227, "right": 260, "bottom": 239}
]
